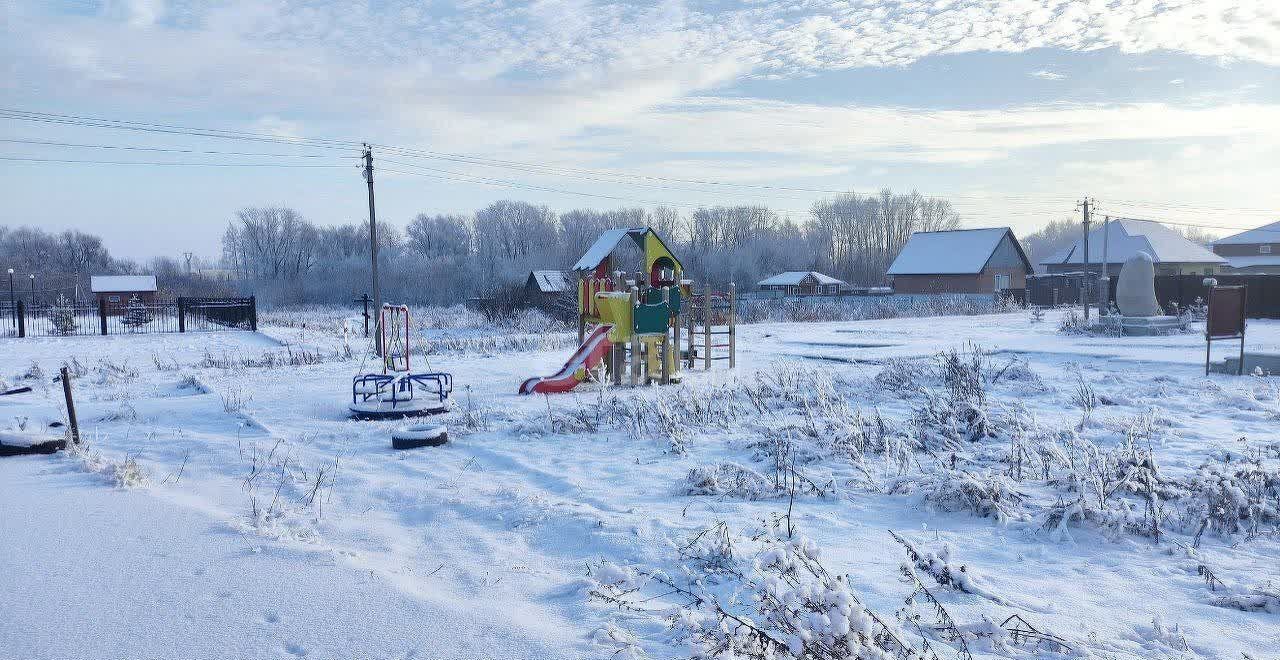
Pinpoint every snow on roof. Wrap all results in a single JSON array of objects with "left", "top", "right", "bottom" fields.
[
  {"left": 90, "top": 275, "right": 157, "bottom": 293},
  {"left": 886, "top": 228, "right": 1018, "bottom": 275},
  {"left": 571, "top": 228, "right": 644, "bottom": 271},
  {"left": 1041, "top": 219, "right": 1225, "bottom": 266},
  {"left": 1211, "top": 220, "right": 1280, "bottom": 245},
  {"left": 529, "top": 270, "right": 571, "bottom": 292},
  {"left": 1221, "top": 255, "right": 1280, "bottom": 270},
  {"left": 757, "top": 271, "right": 846, "bottom": 286}
]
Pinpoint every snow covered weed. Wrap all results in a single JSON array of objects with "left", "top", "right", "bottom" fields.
[
  {"left": 587, "top": 518, "right": 1065, "bottom": 660},
  {"left": 738, "top": 294, "right": 1018, "bottom": 325},
  {"left": 236, "top": 436, "right": 338, "bottom": 543},
  {"left": 682, "top": 462, "right": 777, "bottom": 499},
  {"left": 589, "top": 521, "right": 926, "bottom": 660},
  {"left": 888, "top": 470, "right": 1026, "bottom": 522},
  {"left": 65, "top": 438, "right": 150, "bottom": 489},
  {"left": 417, "top": 332, "right": 577, "bottom": 356}
]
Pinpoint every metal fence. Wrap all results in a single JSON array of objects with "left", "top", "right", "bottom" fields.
[
  {"left": 1029, "top": 274, "right": 1280, "bottom": 319},
  {"left": 1, "top": 296, "right": 256, "bottom": 338}
]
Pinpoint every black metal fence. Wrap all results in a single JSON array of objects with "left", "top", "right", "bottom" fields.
[
  {"left": 1029, "top": 274, "right": 1280, "bottom": 319},
  {"left": 1, "top": 296, "right": 256, "bottom": 338}
]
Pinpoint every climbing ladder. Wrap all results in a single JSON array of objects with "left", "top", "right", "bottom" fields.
[{"left": 686, "top": 283, "right": 736, "bottom": 370}]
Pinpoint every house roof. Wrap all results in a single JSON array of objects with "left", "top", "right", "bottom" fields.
[
  {"left": 886, "top": 227, "right": 1029, "bottom": 275},
  {"left": 1041, "top": 218, "right": 1225, "bottom": 266},
  {"left": 757, "top": 271, "right": 846, "bottom": 286},
  {"left": 90, "top": 275, "right": 157, "bottom": 293},
  {"left": 528, "top": 270, "right": 571, "bottom": 293},
  {"left": 1211, "top": 220, "right": 1280, "bottom": 246}
]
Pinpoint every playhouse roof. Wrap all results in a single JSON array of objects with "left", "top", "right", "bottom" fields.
[
  {"left": 90, "top": 275, "right": 157, "bottom": 293},
  {"left": 757, "top": 271, "right": 845, "bottom": 286},
  {"left": 1042, "top": 218, "right": 1225, "bottom": 266},
  {"left": 887, "top": 228, "right": 1027, "bottom": 275},
  {"left": 570, "top": 227, "right": 681, "bottom": 273}
]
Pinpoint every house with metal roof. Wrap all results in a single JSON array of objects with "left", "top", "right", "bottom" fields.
[
  {"left": 886, "top": 227, "right": 1032, "bottom": 294},
  {"left": 1040, "top": 218, "right": 1225, "bottom": 276},
  {"left": 90, "top": 275, "right": 158, "bottom": 313},
  {"left": 757, "top": 271, "right": 846, "bottom": 296},
  {"left": 1212, "top": 220, "right": 1280, "bottom": 274}
]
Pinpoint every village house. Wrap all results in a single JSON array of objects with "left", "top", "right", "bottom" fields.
[
  {"left": 886, "top": 227, "right": 1032, "bottom": 294},
  {"left": 1040, "top": 218, "right": 1225, "bottom": 276},
  {"left": 1212, "top": 220, "right": 1280, "bottom": 274},
  {"left": 756, "top": 271, "right": 846, "bottom": 296},
  {"left": 524, "top": 270, "right": 571, "bottom": 306}
]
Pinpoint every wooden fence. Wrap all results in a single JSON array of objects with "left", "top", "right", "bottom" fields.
[
  {"left": 0, "top": 296, "right": 256, "bottom": 338},
  {"left": 1029, "top": 274, "right": 1280, "bottom": 319}
]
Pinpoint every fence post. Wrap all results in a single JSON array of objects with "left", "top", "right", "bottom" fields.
[
  {"left": 16, "top": 300, "right": 25, "bottom": 338},
  {"left": 728, "top": 283, "right": 737, "bottom": 370},
  {"left": 99, "top": 298, "right": 108, "bottom": 335},
  {"left": 178, "top": 297, "right": 186, "bottom": 333},
  {"left": 60, "top": 366, "right": 81, "bottom": 445},
  {"left": 248, "top": 296, "right": 258, "bottom": 331}
]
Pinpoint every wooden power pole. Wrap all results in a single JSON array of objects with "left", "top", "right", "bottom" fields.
[
  {"left": 1079, "top": 197, "right": 1092, "bottom": 320},
  {"left": 363, "top": 144, "right": 383, "bottom": 356}
]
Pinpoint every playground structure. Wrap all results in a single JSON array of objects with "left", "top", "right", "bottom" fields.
[
  {"left": 350, "top": 304, "right": 453, "bottom": 419},
  {"left": 519, "top": 227, "right": 735, "bottom": 395}
]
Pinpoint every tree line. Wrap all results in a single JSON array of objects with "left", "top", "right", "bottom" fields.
[
  {"left": 219, "top": 190, "right": 960, "bottom": 305},
  {"left": 5, "top": 189, "right": 962, "bottom": 307}
]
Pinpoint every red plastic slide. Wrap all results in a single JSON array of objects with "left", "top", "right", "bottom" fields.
[{"left": 519, "top": 324, "right": 614, "bottom": 395}]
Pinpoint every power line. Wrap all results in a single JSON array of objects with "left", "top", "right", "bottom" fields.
[
  {"left": 0, "top": 138, "right": 341, "bottom": 158},
  {"left": 0, "top": 155, "right": 352, "bottom": 168},
  {"left": 11, "top": 107, "right": 1274, "bottom": 214}
]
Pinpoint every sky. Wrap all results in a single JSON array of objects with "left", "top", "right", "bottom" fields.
[{"left": 1, "top": 0, "right": 1279, "bottom": 261}]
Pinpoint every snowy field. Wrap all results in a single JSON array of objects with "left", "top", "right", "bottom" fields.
[{"left": 2, "top": 309, "right": 1278, "bottom": 660}]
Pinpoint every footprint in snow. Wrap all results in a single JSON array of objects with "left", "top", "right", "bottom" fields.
[
  {"left": 263, "top": 610, "right": 280, "bottom": 624},
  {"left": 283, "top": 642, "right": 308, "bottom": 657}
]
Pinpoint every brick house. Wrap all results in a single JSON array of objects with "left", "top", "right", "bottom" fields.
[
  {"left": 91, "top": 275, "right": 157, "bottom": 314},
  {"left": 886, "top": 228, "right": 1031, "bottom": 294},
  {"left": 1212, "top": 220, "right": 1280, "bottom": 274}
]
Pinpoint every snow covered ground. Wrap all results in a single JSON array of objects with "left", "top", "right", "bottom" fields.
[{"left": 2, "top": 309, "right": 1277, "bottom": 659}]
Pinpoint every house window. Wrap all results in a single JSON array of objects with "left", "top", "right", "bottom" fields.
[
  {"left": 108, "top": 295, "right": 121, "bottom": 303},
  {"left": 993, "top": 273, "right": 1010, "bottom": 291},
  {"left": 1262, "top": 245, "right": 1273, "bottom": 254}
]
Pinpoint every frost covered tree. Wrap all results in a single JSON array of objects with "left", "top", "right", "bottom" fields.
[
  {"left": 121, "top": 294, "right": 151, "bottom": 331},
  {"left": 49, "top": 294, "right": 77, "bottom": 336}
]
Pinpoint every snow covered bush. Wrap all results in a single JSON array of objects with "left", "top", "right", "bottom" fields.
[
  {"left": 589, "top": 521, "right": 929, "bottom": 660},
  {"left": 1181, "top": 456, "right": 1280, "bottom": 540},
  {"left": 682, "top": 462, "right": 777, "bottom": 499},
  {"left": 888, "top": 470, "right": 1025, "bottom": 522}
]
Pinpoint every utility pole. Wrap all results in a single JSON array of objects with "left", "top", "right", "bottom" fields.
[
  {"left": 1098, "top": 215, "right": 1111, "bottom": 314},
  {"left": 1078, "top": 197, "right": 1093, "bottom": 320},
  {"left": 362, "top": 144, "right": 383, "bottom": 356}
]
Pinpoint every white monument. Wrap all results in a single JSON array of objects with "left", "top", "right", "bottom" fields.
[
  {"left": 1115, "top": 252, "right": 1162, "bottom": 317},
  {"left": 1103, "top": 251, "right": 1183, "bottom": 335}
]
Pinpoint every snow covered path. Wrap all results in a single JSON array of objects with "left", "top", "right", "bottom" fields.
[{"left": 3, "top": 311, "right": 1278, "bottom": 659}]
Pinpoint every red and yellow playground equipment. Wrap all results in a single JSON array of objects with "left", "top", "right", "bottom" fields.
[{"left": 519, "top": 227, "right": 735, "bottom": 394}]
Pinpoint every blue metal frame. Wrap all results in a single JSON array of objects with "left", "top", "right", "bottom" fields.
[{"left": 351, "top": 372, "right": 453, "bottom": 412}]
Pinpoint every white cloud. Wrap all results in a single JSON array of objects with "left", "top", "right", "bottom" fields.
[{"left": 1030, "top": 70, "right": 1066, "bottom": 80}]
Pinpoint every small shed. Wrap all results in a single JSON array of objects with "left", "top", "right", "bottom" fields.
[
  {"left": 887, "top": 228, "right": 1032, "bottom": 294},
  {"left": 91, "top": 275, "right": 157, "bottom": 314},
  {"left": 757, "top": 271, "right": 846, "bottom": 296},
  {"left": 525, "top": 270, "right": 571, "bottom": 305}
]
